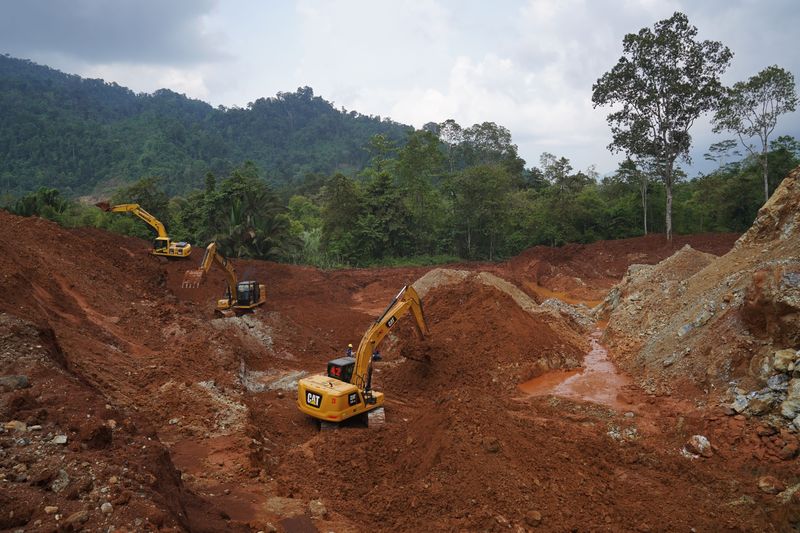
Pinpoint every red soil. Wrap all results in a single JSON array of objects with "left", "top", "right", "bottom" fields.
[{"left": 3, "top": 211, "right": 794, "bottom": 532}]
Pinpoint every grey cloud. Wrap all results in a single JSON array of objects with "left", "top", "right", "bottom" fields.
[{"left": 0, "top": 0, "right": 223, "bottom": 64}]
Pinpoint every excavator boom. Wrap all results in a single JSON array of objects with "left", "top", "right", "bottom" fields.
[{"left": 351, "top": 285, "right": 428, "bottom": 391}]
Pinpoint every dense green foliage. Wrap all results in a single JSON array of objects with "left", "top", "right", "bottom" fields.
[
  {"left": 713, "top": 65, "right": 798, "bottom": 201},
  {"left": 3, "top": 52, "right": 798, "bottom": 268},
  {"left": 10, "top": 131, "right": 797, "bottom": 267},
  {"left": 0, "top": 55, "right": 410, "bottom": 197}
]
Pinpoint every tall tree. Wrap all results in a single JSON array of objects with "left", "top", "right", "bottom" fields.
[
  {"left": 592, "top": 12, "right": 732, "bottom": 239},
  {"left": 438, "top": 119, "right": 463, "bottom": 173},
  {"left": 448, "top": 164, "right": 511, "bottom": 260},
  {"left": 539, "top": 152, "right": 574, "bottom": 196},
  {"left": 712, "top": 65, "right": 798, "bottom": 201},
  {"left": 396, "top": 130, "right": 446, "bottom": 254},
  {"left": 320, "top": 173, "right": 361, "bottom": 260}
]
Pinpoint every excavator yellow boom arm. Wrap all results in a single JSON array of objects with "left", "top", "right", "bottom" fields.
[
  {"left": 182, "top": 242, "right": 238, "bottom": 299},
  {"left": 96, "top": 201, "right": 191, "bottom": 258},
  {"left": 351, "top": 284, "right": 429, "bottom": 390},
  {"left": 100, "top": 203, "right": 168, "bottom": 239}
]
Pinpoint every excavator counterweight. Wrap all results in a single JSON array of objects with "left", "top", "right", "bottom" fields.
[{"left": 297, "top": 285, "right": 429, "bottom": 425}]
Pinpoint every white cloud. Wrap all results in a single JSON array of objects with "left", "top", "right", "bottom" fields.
[
  {"left": 2, "top": 0, "right": 798, "bottom": 176},
  {"left": 80, "top": 64, "right": 212, "bottom": 101}
]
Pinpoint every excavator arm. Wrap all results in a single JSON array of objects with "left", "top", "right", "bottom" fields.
[
  {"left": 350, "top": 285, "right": 429, "bottom": 391},
  {"left": 182, "top": 242, "right": 238, "bottom": 301},
  {"left": 97, "top": 202, "right": 168, "bottom": 239}
]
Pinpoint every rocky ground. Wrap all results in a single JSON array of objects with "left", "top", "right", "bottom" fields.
[{"left": 2, "top": 169, "right": 799, "bottom": 532}]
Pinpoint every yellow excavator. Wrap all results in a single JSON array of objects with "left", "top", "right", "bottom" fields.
[
  {"left": 96, "top": 202, "right": 191, "bottom": 258},
  {"left": 296, "top": 285, "right": 429, "bottom": 426},
  {"left": 182, "top": 242, "right": 266, "bottom": 316}
]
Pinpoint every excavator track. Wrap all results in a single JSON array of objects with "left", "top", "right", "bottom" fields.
[
  {"left": 367, "top": 407, "right": 385, "bottom": 428},
  {"left": 317, "top": 407, "right": 385, "bottom": 430}
]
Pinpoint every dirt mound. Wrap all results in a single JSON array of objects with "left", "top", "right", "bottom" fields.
[
  {"left": 0, "top": 312, "right": 236, "bottom": 532},
  {"left": 602, "top": 166, "right": 800, "bottom": 405},
  {"left": 735, "top": 166, "right": 800, "bottom": 248},
  {"left": 596, "top": 244, "right": 718, "bottom": 320},
  {"left": 495, "top": 232, "right": 739, "bottom": 304},
  {"left": 381, "top": 278, "right": 587, "bottom": 395}
]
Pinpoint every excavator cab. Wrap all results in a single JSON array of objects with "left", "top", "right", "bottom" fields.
[
  {"left": 327, "top": 357, "right": 355, "bottom": 382},
  {"left": 153, "top": 237, "right": 169, "bottom": 253},
  {"left": 236, "top": 281, "right": 261, "bottom": 307}
]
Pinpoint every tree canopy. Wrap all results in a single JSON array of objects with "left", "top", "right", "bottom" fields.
[
  {"left": 713, "top": 65, "right": 798, "bottom": 201},
  {"left": 592, "top": 11, "right": 733, "bottom": 239},
  {"left": 0, "top": 55, "right": 411, "bottom": 197}
]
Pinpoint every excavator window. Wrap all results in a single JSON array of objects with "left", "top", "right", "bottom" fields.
[
  {"left": 153, "top": 238, "right": 168, "bottom": 251},
  {"left": 236, "top": 281, "right": 260, "bottom": 306}
]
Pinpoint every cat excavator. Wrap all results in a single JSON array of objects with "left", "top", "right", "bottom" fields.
[
  {"left": 182, "top": 242, "right": 266, "bottom": 317},
  {"left": 96, "top": 202, "right": 191, "bottom": 258},
  {"left": 296, "top": 285, "right": 429, "bottom": 426}
]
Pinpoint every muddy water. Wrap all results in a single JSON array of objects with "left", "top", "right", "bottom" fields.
[{"left": 519, "top": 329, "right": 632, "bottom": 410}]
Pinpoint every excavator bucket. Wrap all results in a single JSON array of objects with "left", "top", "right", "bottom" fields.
[
  {"left": 214, "top": 308, "right": 237, "bottom": 319},
  {"left": 182, "top": 269, "right": 206, "bottom": 288},
  {"left": 95, "top": 201, "right": 111, "bottom": 212}
]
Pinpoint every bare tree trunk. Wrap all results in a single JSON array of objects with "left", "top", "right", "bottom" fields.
[
  {"left": 641, "top": 176, "right": 648, "bottom": 235},
  {"left": 665, "top": 164, "right": 673, "bottom": 241},
  {"left": 762, "top": 149, "right": 769, "bottom": 202},
  {"left": 466, "top": 223, "right": 471, "bottom": 258},
  {"left": 666, "top": 188, "right": 673, "bottom": 240}
]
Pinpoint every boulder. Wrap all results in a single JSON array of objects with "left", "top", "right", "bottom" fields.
[
  {"left": 525, "top": 510, "right": 542, "bottom": 527},
  {"left": 0, "top": 375, "right": 29, "bottom": 392},
  {"left": 684, "top": 435, "right": 713, "bottom": 458},
  {"left": 64, "top": 510, "right": 89, "bottom": 528},
  {"left": 774, "top": 349, "right": 797, "bottom": 373},
  {"left": 308, "top": 499, "right": 326, "bottom": 519},
  {"left": 768, "top": 373, "right": 791, "bottom": 391},
  {"left": 759, "top": 475, "right": 786, "bottom": 494},
  {"left": 781, "top": 379, "right": 800, "bottom": 419},
  {"left": 779, "top": 442, "right": 799, "bottom": 461}
]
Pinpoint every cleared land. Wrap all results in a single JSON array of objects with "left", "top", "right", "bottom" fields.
[{"left": 2, "top": 169, "right": 799, "bottom": 532}]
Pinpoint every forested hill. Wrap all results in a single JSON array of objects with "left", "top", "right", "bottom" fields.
[{"left": 0, "top": 54, "right": 412, "bottom": 196}]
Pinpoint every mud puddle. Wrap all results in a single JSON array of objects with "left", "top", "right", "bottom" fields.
[{"left": 519, "top": 329, "right": 631, "bottom": 410}]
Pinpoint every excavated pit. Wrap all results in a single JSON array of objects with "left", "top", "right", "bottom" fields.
[{"left": 5, "top": 200, "right": 800, "bottom": 531}]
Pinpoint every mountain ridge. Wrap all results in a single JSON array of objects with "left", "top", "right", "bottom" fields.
[{"left": 0, "top": 54, "right": 412, "bottom": 197}]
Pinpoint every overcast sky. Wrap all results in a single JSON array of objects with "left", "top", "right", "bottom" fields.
[{"left": 2, "top": 0, "right": 799, "bottom": 175}]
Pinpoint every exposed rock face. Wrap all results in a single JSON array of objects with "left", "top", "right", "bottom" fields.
[
  {"left": 734, "top": 167, "right": 800, "bottom": 249},
  {"left": 602, "top": 166, "right": 800, "bottom": 403}
]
